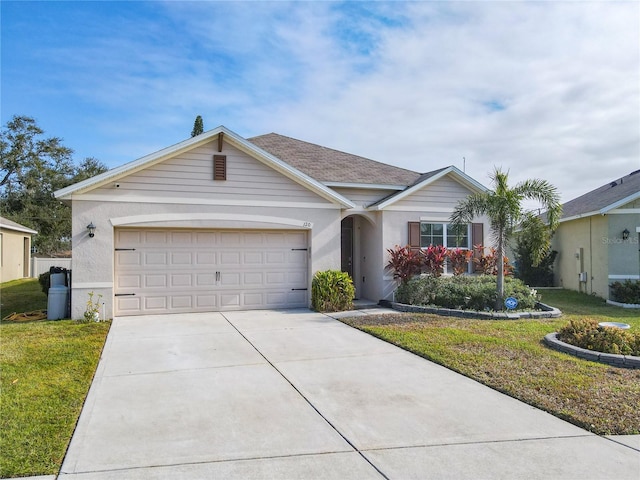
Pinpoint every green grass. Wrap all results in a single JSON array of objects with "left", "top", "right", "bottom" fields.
[
  {"left": 344, "top": 289, "right": 640, "bottom": 436},
  {"left": 1, "top": 278, "right": 48, "bottom": 318},
  {"left": 0, "top": 279, "right": 110, "bottom": 478}
]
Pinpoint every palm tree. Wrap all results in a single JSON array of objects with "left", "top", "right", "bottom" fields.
[{"left": 450, "top": 167, "right": 562, "bottom": 310}]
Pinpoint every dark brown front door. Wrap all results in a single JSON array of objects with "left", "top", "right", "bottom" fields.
[{"left": 341, "top": 217, "right": 353, "bottom": 279}]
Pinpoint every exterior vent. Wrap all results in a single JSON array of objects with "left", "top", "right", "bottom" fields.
[{"left": 213, "top": 155, "right": 227, "bottom": 181}]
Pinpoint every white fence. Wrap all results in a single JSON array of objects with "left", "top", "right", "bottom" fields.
[{"left": 31, "top": 257, "right": 72, "bottom": 278}]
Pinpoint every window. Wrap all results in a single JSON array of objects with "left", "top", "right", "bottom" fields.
[{"left": 420, "top": 223, "right": 470, "bottom": 249}]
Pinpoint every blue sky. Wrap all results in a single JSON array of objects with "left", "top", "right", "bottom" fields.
[{"left": 2, "top": 1, "right": 639, "bottom": 204}]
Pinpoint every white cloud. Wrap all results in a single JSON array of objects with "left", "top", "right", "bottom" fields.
[{"left": 3, "top": 1, "right": 638, "bottom": 205}]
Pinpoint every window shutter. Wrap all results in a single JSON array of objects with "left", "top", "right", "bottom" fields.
[
  {"left": 408, "top": 222, "right": 420, "bottom": 252},
  {"left": 213, "top": 155, "right": 226, "bottom": 180},
  {"left": 471, "top": 223, "right": 484, "bottom": 272}
]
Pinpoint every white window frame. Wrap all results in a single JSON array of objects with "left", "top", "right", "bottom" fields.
[{"left": 419, "top": 222, "right": 472, "bottom": 274}]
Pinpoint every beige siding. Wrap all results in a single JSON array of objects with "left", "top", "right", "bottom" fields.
[
  {"left": 332, "top": 187, "right": 397, "bottom": 208},
  {"left": 393, "top": 176, "right": 471, "bottom": 209},
  {"left": 92, "top": 141, "right": 330, "bottom": 204}
]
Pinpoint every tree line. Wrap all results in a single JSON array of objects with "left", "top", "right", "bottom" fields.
[{"left": 1, "top": 115, "right": 108, "bottom": 255}]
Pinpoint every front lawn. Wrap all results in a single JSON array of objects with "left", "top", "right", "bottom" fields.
[
  {"left": 343, "top": 289, "right": 640, "bottom": 435},
  {"left": 0, "top": 279, "right": 111, "bottom": 478}
]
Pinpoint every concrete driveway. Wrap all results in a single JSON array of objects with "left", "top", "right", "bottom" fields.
[{"left": 60, "top": 310, "right": 639, "bottom": 479}]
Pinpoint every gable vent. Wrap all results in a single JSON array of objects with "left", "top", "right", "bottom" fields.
[{"left": 213, "top": 155, "right": 227, "bottom": 181}]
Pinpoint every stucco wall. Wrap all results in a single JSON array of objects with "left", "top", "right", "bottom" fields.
[
  {"left": 553, "top": 216, "right": 608, "bottom": 297},
  {"left": 607, "top": 212, "right": 640, "bottom": 282},
  {"left": 70, "top": 199, "right": 341, "bottom": 319},
  {"left": 0, "top": 228, "right": 31, "bottom": 282}
]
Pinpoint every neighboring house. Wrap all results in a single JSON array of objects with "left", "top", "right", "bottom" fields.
[
  {"left": 55, "top": 126, "right": 489, "bottom": 319},
  {"left": 552, "top": 169, "right": 640, "bottom": 299},
  {"left": 0, "top": 216, "right": 37, "bottom": 282}
]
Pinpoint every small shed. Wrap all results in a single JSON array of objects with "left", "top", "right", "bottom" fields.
[{"left": 0, "top": 216, "right": 37, "bottom": 282}]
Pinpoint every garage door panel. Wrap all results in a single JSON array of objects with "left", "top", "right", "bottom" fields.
[
  {"left": 244, "top": 272, "right": 264, "bottom": 285},
  {"left": 196, "top": 273, "right": 216, "bottom": 286},
  {"left": 220, "top": 232, "right": 242, "bottom": 245},
  {"left": 196, "top": 294, "right": 217, "bottom": 308},
  {"left": 220, "top": 293, "right": 241, "bottom": 307},
  {"left": 196, "top": 252, "right": 217, "bottom": 264},
  {"left": 114, "top": 229, "right": 309, "bottom": 315},
  {"left": 116, "top": 251, "right": 141, "bottom": 266},
  {"left": 144, "top": 296, "right": 167, "bottom": 310},
  {"left": 145, "top": 275, "right": 167, "bottom": 288},
  {"left": 243, "top": 252, "right": 263, "bottom": 264},
  {"left": 117, "top": 296, "right": 141, "bottom": 312},
  {"left": 118, "top": 275, "right": 141, "bottom": 288},
  {"left": 170, "top": 296, "right": 192, "bottom": 309},
  {"left": 144, "top": 231, "right": 169, "bottom": 244},
  {"left": 170, "top": 252, "right": 192, "bottom": 265},
  {"left": 170, "top": 274, "right": 192, "bottom": 287},
  {"left": 145, "top": 252, "right": 167, "bottom": 265}
]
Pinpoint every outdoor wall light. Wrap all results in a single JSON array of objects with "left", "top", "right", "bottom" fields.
[
  {"left": 622, "top": 228, "right": 630, "bottom": 240},
  {"left": 87, "top": 222, "right": 96, "bottom": 238}
]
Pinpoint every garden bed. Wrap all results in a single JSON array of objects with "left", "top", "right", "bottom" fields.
[
  {"left": 381, "top": 299, "right": 561, "bottom": 320},
  {"left": 544, "top": 333, "right": 640, "bottom": 369}
]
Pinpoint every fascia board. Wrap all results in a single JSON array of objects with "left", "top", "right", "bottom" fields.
[
  {"left": 0, "top": 224, "right": 38, "bottom": 234},
  {"left": 371, "top": 166, "right": 488, "bottom": 211},
  {"left": 600, "top": 191, "right": 640, "bottom": 214},
  {"left": 558, "top": 210, "right": 600, "bottom": 223}
]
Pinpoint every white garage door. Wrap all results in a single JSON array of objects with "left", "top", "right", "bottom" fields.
[{"left": 114, "top": 228, "right": 309, "bottom": 316}]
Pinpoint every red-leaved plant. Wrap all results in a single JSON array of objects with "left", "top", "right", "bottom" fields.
[
  {"left": 422, "top": 245, "right": 448, "bottom": 277},
  {"left": 473, "top": 245, "right": 513, "bottom": 276},
  {"left": 386, "top": 245, "right": 422, "bottom": 284},
  {"left": 448, "top": 248, "right": 473, "bottom": 276}
]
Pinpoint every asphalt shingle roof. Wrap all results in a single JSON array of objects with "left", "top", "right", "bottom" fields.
[
  {"left": 558, "top": 169, "right": 640, "bottom": 219},
  {"left": 248, "top": 133, "right": 421, "bottom": 186}
]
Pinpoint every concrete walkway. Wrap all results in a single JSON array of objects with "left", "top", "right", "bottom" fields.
[{"left": 59, "top": 309, "right": 639, "bottom": 479}]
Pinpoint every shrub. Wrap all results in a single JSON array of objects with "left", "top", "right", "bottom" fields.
[
  {"left": 311, "top": 270, "right": 355, "bottom": 312},
  {"left": 422, "top": 245, "right": 448, "bottom": 277},
  {"left": 558, "top": 319, "right": 640, "bottom": 356},
  {"left": 386, "top": 245, "right": 422, "bottom": 284},
  {"left": 448, "top": 248, "right": 473, "bottom": 276},
  {"left": 609, "top": 280, "right": 640, "bottom": 304},
  {"left": 38, "top": 271, "right": 51, "bottom": 295},
  {"left": 473, "top": 245, "right": 513, "bottom": 276},
  {"left": 396, "top": 275, "right": 439, "bottom": 305},
  {"left": 396, "top": 275, "right": 537, "bottom": 311}
]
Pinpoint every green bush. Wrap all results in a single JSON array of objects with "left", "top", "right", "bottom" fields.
[
  {"left": 38, "top": 271, "right": 51, "bottom": 295},
  {"left": 609, "top": 280, "right": 640, "bottom": 304},
  {"left": 396, "top": 275, "right": 538, "bottom": 311},
  {"left": 558, "top": 318, "right": 640, "bottom": 356},
  {"left": 311, "top": 270, "right": 355, "bottom": 313}
]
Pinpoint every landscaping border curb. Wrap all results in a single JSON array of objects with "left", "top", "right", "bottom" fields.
[
  {"left": 544, "top": 333, "right": 640, "bottom": 369},
  {"left": 606, "top": 299, "right": 640, "bottom": 309},
  {"left": 380, "top": 300, "right": 562, "bottom": 320}
]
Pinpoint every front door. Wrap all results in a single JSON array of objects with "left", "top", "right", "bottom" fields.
[{"left": 341, "top": 217, "right": 353, "bottom": 280}]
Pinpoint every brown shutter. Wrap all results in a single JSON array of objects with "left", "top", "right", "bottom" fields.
[
  {"left": 471, "top": 222, "right": 484, "bottom": 272},
  {"left": 408, "top": 222, "right": 421, "bottom": 252},
  {"left": 213, "top": 155, "right": 226, "bottom": 180}
]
